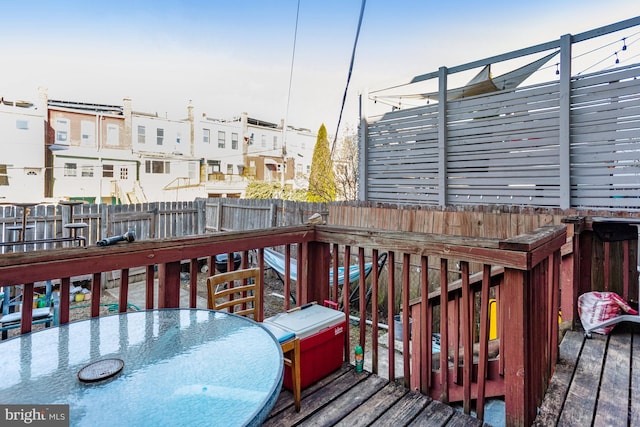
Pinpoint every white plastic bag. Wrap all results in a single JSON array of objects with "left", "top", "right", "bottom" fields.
[{"left": 578, "top": 291, "right": 638, "bottom": 335}]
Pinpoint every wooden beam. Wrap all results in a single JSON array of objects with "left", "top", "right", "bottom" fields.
[{"left": 503, "top": 268, "right": 529, "bottom": 426}]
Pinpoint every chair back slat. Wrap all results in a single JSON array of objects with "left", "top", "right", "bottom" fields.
[{"left": 207, "top": 268, "right": 262, "bottom": 321}]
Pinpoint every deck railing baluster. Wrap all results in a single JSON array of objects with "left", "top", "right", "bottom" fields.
[{"left": 0, "top": 223, "right": 567, "bottom": 426}]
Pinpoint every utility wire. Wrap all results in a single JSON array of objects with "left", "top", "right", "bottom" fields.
[
  {"left": 282, "top": 0, "right": 300, "bottom": 162},
  {"left": 331, "top": 0, "right": 366, "bottom": 156}
]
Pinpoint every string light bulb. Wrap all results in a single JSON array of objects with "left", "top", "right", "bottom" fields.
[
  {"left": 622, "top": 37, "right": 627, "bottom": 51},
  {"left": 615, "top": 51, "right": 620, "bottom": 64},
  {"left": 555, "top": 63, "right": 560, "bottom": 75}
]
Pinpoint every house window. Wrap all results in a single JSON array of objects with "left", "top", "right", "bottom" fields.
[
  {"left": 296, "top": 164, "right": 302, "bottom": 175},
  {"left": 157, "top": 128, "right": 164, "bottom": 145},
  {"left": 16, "top": 120, "right": 29, "bottom": 130},
  {"left": 0, "top": 164, "right": 8, "bottom": 185},
  {"left": 231, "top": 133, "right": 238, "bottom": 150},
  {"left": 137, "top": 125, "right": 146, "bottom": 144},
  {"left": 306, "top": 165, "right": 311, "bottom": 174},
  {"left": 188, "top": 162, "right": 197, "bottom": 180},
  {"left": 207, "top": 160, "right": 221, "bottom": 173},
  {"left": 55, "top": 119, "right": 70, "bottom": 144},
  {"left": 81, "top": 166, "right": 93, "bottom": 177},
  {"left": 64, "top": 163, "right": 77, "bottom": 177},
  {"left": 106, "top": 124, "right": 119, "bottom": 146},
  {"left": 261, "top": 135, "right": 266, "bottom": 148},
  {"left": 102, "top": 164, "right": 114, "bottom": 178},
  {"left": 145, "top": 160, "right": 170, "bottom": 174},
  {"left": 120, "top": 167, "right": 129, "bottom": 180},
  {"left": 218, "top": 131, "right": 225, "bottom": 149},
  {"left": 176, "top": 131, "right": 182, "bottom": 144},
  {"left": 81, "top": 121, "right": 95, "bottom": 146},
  {"left": 273, "top": 136, "right": 278, "bottom": 150},
  {"left": 203, "top": 129, "right": 210, "bottom": 143},
  {"left": 226, "top": 164, "right": 233, "bottom": 175}
]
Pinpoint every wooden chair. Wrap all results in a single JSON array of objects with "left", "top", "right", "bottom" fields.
[{"left": 207, "top": 268, "right": 301, "bottom": 412}]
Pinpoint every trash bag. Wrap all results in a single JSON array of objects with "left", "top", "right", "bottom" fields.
[{"left": 578, "top": 291, "right": 638, "bottom": 335}]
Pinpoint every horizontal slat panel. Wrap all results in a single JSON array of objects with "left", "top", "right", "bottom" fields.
[{"left": 365, "top": 63, "right": 640, "bottom": 211}]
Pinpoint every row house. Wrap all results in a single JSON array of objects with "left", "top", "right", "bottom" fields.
[
  {"left": 130, "top": 103, "right": 200, "bottom": 202},
  {"left": 1, "top": 89, "right": 318, "bottom": 204},
  {"left": 243, "top": 114, "right": 315, "bottom": 188},
  {"left": 46, "top": 99, "right": 134, "bottom": 203},
  {"left": 194, "top": 112, "right": 246, "bottom": 198},
  {"left": 194, "top": 111, "right": 316, "bottom": 198},
  {"left": 0, "top": 93, "right": 47, "bottom": 203}
]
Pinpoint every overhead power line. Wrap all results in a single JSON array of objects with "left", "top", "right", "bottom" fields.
[{"left": 331, "top": 0, "right": 366, "bottom": 156}]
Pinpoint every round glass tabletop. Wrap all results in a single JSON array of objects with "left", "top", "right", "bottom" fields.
[{"left": 0, "top": 309, "right": 283, "bottom": 427}]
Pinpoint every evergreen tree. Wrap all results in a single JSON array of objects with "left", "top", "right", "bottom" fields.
[{"left": 307, "top": 124, "right": 336, "bottom": 202}]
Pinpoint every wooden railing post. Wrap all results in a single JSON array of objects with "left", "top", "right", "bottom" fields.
[
  {"left": 561, "top": 216, "right": 586, "bottom": 327},
  {"left": 503, "top": 267, "right": 530, "bottom": 426},
  {"left": 304, "top": 241, "right": 330, "bottom": 305},
  {"left": 158, "top": 261, "right": 181, "bottom": 308}
]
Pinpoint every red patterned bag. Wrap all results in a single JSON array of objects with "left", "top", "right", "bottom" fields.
[{"left": 578, "top": 291, "right": 638, "bottom": 335}]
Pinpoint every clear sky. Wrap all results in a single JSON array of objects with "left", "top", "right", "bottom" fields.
[{"left": 1, "top": 1, "right": 638, "bottom": 137}]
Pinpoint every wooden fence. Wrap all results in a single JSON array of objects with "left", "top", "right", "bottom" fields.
[
  {"left": 204, "top": 198, "right": 329, "bottom": 232},
  {"left": 0, "top": 201, "right": 207, "bottom": 252},
  {"left": 2, "top": 199, "right": 637, "bottom": 324},
  {"left": 0, "top": 199, "right": 329, "bottom": 252},
  {"left": 361, "top": 18, "right": 640, "bottom": 212}
]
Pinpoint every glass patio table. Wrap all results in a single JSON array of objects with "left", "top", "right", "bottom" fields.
[{"left": 0, "top": 309, "right": 283, "bottom": 427}]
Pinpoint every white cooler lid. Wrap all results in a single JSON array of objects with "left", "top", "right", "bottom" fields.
[{"left": 264, "top": 304, "right": 344, "bottom": 339}]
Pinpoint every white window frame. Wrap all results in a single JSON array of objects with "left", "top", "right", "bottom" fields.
[
  {"left": 55, "top": 119, "right": 70, "bottom": 144},
  {"left": 64, "top": 163, "right": 77, "bottom": 177},
  {"left": 208, "top": 160, "right": 221, "bottom": 173},
  {"left": 102, "top": 164, "right": 114, "bottom": 178},
  {"left": 157, "top": 128, "right": 164, "bottom": 145},
  {"left": 106, "top": 124, "right": 119, "bottom": 146},
  {"left": 137, "top": 125, "right": 146, "bottom": 144},
  {"left": 203, "top": 128, "right": 210, "bottom": 144},
  {"left": 218, "top": 131, "right": 225, "bottom": 149},
  {"left": 81, "top": 165, "right": 94, "bottom": 177},
  {"left": 188, "top": 162, "right": 197, "bottom": 180},
  {"left": 145, "top": 160, "right": 170, "bottom": 174},
  {"left": 81, "top": 121, "right": 95, "bottom": 146}
]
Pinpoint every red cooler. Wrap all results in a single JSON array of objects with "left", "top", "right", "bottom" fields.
[{"left": 264, "top": 303, "right": 345, "bottom": 390}]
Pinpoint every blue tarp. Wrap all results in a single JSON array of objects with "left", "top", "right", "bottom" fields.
[{"left": 263, "top": 247, "right": 374, "bottom": 285}]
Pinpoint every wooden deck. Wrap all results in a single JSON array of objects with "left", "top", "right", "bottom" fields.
[
  {"left": 534, "top": 327, "right": 640, "bottom": 426},
  {"left": 266, "top": 364, "right": 485, "bottom": 426}
]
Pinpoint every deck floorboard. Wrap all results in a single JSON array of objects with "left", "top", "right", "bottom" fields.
[
  {"left": 534, "top": 327, "right": 640, "bottom": 426},
  {"left": 266, "top": 364, "right": 485, "bottom": 426}
]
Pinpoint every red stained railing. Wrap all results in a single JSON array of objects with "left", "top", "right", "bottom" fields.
[{"left": 0, "top": 223, "right": 566, "bottom": 426}]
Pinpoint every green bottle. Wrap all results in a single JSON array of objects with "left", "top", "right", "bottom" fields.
[{"left": 354, "top": 345, "right": 364, "bottom": 373}]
